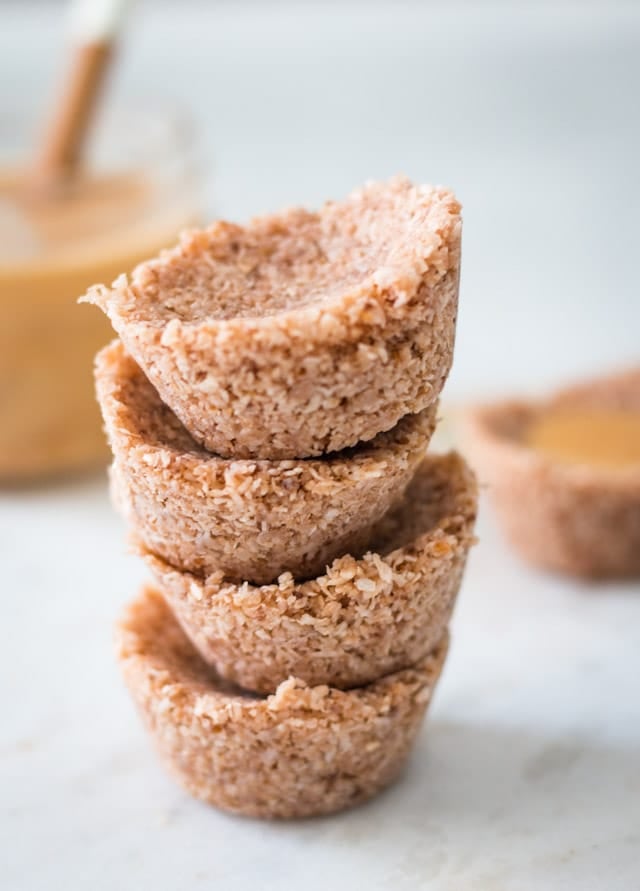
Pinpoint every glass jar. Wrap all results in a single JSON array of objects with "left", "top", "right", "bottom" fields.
[{"left": 0, "top": 104, "right": 202, "bottom": 483}]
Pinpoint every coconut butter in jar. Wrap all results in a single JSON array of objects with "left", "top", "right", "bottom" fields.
[{"left": 0, "top": 106, "right": 201, "bottom": 482}]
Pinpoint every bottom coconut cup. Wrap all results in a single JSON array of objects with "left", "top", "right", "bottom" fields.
[
  {"left": 463, "top": 367, "right": 640, "bottom": 578},
  {"left": 117, "top": 587, "right": 449, "bottom": 820},
  {"left": 141, "top": 452, "right": 477, "bottom": 693}
]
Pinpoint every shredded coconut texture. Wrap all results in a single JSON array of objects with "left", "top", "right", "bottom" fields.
[
  {"left": 463, "top": 366, "right": 640, "bottom": 578},
  {"left": 142, "top": 452, "right": 477, "bottom": 692},
  {"left": 84, "top": 177, "right": 461, "bottom": 458},
  {"left": 117, "top": 586, "right": 448, "bottom": 819},
  {"left": 96, "top": 340, "right": 438, "bottom": 584}
]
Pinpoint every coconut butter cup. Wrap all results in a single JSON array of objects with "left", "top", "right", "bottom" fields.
[
  {"left": 142, "top": 453, "right": 477, "bottom": 693},
  {"left": 96, "top": 340, "right": 438, "bottom": 585},
  {"left": 85, "top": 177, "right": 461, "bottom": 459},
  {"left": 463, "top": 367, "right": 640, "bottom": 578},
  {"left": 117, "top": 586, "right": 449, "bottom": 820}
]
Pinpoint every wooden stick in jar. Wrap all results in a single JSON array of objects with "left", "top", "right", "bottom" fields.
[{"left": 32, "top": 0, "right": 131, "bottom": 189}]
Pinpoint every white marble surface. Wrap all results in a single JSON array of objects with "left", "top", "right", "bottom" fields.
[
  {"left": 3, "top": 476, "right": 640, "bottom": 890},
  {"left": 2, "top": 3, "right": 640, "bottom": 889}
]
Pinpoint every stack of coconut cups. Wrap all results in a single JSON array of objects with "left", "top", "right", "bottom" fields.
[{"left": 86, "top": 177, "right": 477, "bottom": 819}]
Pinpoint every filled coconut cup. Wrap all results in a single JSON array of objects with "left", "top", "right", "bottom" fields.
[
  {"left": 96, "top": 340, "right": 438, "bottom": 585},
  {"left": 463, "top": 367, "right": 640, "bottom": 578},
  {"left": 141, "top": 452, "right": 477, "bottom": 693},
  {"left": 117, "top": 586, "right": 448, "bottom": 820},
  {"left": 84, "top": 177, "right": 461, "bottom": 459}
]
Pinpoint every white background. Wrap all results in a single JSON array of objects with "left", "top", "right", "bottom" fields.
[{"left": 2, "top": 3, "right": 639, "bottom": 890}]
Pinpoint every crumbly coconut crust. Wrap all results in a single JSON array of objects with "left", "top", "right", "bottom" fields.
[
  {"left": 117, "top": 586, "right": 448, "bottom": 819},
  {"left": 96, "top": 340, "right": 438, "bottom": 584},
  {"left": 84, "top": 177, "right": 461, "bottom": 459},
  {"left": 463, "top": 367, "right": 640, "bottom": 578},
  {"left": 142, "top": 453, "right": 477, "bottom": 692}
]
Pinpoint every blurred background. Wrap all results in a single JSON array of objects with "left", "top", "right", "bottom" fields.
[{"left": 3, "top": 0, "right": 640, "bottom": 411}]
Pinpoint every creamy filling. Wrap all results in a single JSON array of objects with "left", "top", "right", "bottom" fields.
[{"left": 527, "top": 408, "right": 640, "bottom": 469}]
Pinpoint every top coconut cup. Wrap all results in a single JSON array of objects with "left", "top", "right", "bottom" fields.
[
  {"left": 83, "top": 177, "right": 461, "bottom": 459},
  {"left": 463, "top": 367, "right": 640, "bottom": 579}
]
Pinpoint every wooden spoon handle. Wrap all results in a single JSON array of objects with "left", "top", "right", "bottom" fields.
[
  {"left": 35, "top": 41, "right": 113, "bottom": 179},
  {"left": 33, "top": 0, "right": 131, "bottom": 188}
]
